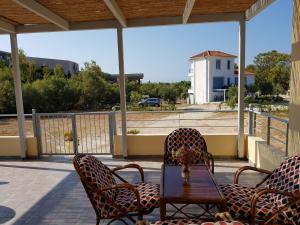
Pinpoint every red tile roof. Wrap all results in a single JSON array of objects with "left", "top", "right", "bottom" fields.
[{"left": 190, "top": 50, "right": 237, "bottom": 59}]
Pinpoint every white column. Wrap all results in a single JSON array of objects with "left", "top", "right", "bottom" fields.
[
  {"left": 238, "top": 19, "right": 246, "bottom": 158},
  {"left": 10, "top": 34, "right": 27, "bottom": 159},
  {"left": 117, "top": 28, "right": 128, "bottom": 158}
]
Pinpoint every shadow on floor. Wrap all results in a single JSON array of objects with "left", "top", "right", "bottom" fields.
[
  {"left": 11, "top": 170, "right": 161, "bottom": 225},
  {"left": 0, "top": 205, "right": 16, "bottom": 224}
]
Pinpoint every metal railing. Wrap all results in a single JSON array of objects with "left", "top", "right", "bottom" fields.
[
  {"left": 248, "top": 109, "right": 289, "bottom": 156},
  {"left": 117, "top": 110, "right": 246, "bottom": 135},
  {"left": 0, "top": 108, "right": 289, "bottom": 156}
]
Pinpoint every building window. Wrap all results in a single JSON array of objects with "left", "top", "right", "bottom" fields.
[
  {"left": 216, "top": 59, "right": 221, "bottom": 70},
  {"left": 234, "top": 77, "right": 238, "bottom": 85},
  {"left": 227, "top": 60, "right": 231, "bottom": 70},
  {"left": 213, "top": 77, "right": 224, "bottom": 89},
  {"left": 227, "top": 78, "right": 230, "bottom": 86}
]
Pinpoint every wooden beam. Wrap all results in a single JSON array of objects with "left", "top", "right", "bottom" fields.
[
  {"left": 246, "top": 0, "right": 275, "bottom": 21},
  {"left": 12, "top": 0, "right": 69, "bottom": 30},
  {"left": 183, "top": 0, "right": 196, "bottom": 24},
  {"left": 103, "top": 0, "right": 127, "bottom": 27},
  {"left": 0, "top": 19, "right": 16, "bottom": 33},
  {"left": 10, "top": 12, "right": 244, "bottom": 35}
]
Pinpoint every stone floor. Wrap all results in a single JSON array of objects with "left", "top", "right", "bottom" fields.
[{"left": 0, "top": 156, "right": 264, "bottom": 225}]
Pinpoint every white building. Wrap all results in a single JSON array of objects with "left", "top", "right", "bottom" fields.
[{"left": 188, "top": 50, "right": 255, "bottom": 104}]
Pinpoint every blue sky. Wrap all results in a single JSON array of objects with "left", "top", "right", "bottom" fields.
[{"left": 0, "top": 0, "right": 293, "bottom": 82}]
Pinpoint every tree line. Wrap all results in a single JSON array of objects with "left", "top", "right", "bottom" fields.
[
  {"left": 0, "top": 50, "right": 190, "bottom": 114},
  {"left": 226, "top": 50, "right": 291, "bottom": 109}
]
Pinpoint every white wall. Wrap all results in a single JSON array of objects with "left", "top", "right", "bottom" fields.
[{"left": 194, "top": 58, "right": 207, "bottom": 104}]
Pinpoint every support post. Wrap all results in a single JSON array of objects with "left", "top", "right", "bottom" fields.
[
  {"left": 117, "top": 28, "right": 128, "bottom": 158},
  {"left": 10, "top": 34, "right": 27, "bottom": 159},
  {"left": 238, "top": 18, "right": 246, "bottom": 158}
]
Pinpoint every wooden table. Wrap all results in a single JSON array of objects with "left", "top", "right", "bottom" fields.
[{"left": 160, "top": 164, "right": 226, "bottom": 220}]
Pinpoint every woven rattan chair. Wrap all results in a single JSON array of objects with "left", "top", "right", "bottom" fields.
[
  {"left": 73, "top": 154, "right": 160, "bottom": 225},
  {"left": 219, "top": 155, "right": 300, "bottom": 225},
  {"left": 164, "top": 128, "right": 214, "bottom": 173}
]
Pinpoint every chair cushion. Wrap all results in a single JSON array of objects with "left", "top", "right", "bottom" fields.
[
  {"left": 201, "top": 222, "right": 245, "bottom": 225},
  {"left": 219, "top": 184, "right": 280, "bottom": 223},
  {"left": 265, "top": 155, "right": 300, "bottom": 223},
  {"left": 152, "top": 219, "right": 204, "bottom": 225},
  {"left": 78, "top": 155, "right": 116, "bottom": 201},
  {"left": 116, "top": 183, "right": 160, "bottom": 212},
  {"left": 151, "top": 220, "right": 245, "bottom": 225},
  {"left": 164, "top": 128, "right": 207, "bottom": 165}
]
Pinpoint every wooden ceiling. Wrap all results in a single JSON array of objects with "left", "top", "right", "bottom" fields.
[{"left": 0, "top": 0, "right": 272, "bottom": 34}]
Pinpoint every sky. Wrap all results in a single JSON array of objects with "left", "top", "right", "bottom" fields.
[{"left": 0, "top": 0, "right": 293, "bottom": 82}]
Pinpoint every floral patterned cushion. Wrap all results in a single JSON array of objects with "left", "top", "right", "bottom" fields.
[
  {"left": 164, "top": 128, "right": 208, "bottom": 165},
  {"left": 116, "top": 183, "right": 160, "bottom": 212}
]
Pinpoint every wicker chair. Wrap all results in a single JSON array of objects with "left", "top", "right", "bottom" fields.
[
  {"left": 73, "top": 154, "right": 160, "bottom": 225},
  {"left": 164, "top": 128, "right": 214, "bottom": 173},
  {"left": 219, "top": 155, "right": 300, "bottom": 225}
]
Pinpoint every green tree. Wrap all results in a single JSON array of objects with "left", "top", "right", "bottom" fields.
[
  {"left": 0, "top": 67, "right": 15, "bottom": 113},
  {"left": 254, "top": 50, "right": 291, "bottom": 95},
  {"left": 53, "top": 64, "right": 65, "bottom": 77},
  {"left": 19, "top": 49, "right": 37, "bottom": 83},
  {"left": 226, "top": 86, "right": 238, "bottom": 109},
  {"left": 42, "top": 65, "right": 52, "bottom": 78},
  {"left": 159, "top": 85, "right": 178, "bottom": 104},
  {"left": 130, "top": 91, "right": 142, "bottom": 104}
]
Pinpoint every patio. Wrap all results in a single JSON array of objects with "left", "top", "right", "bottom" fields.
[{"left": 0, "top": 156, "right": 265, "bottom": 225}]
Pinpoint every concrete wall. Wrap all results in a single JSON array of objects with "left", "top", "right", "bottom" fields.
[
  {"left": 0, "top": 136, "right": 38, "bottom": 158},
  {"left": 194, "top": 59, "right": 207, "bottom": 104},
  {"left": 288, "top": 0, "right": 300, "bottom": 156},
  {"left": 248, "top": 136, "right": 285, "bottom": 171},
  {"left": 114, "top": 134, "right": 242, "bottom": 157}
]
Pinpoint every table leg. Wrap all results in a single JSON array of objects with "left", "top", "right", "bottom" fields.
[{"left": 160, "top": 199, "right": 166, "bottom": 221}]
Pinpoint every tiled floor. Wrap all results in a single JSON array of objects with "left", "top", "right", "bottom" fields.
[{"left": 0, "top": 156, "right": 264, "bottom": 225}]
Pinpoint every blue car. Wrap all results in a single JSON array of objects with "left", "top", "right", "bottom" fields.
[{"left": 138, "top": 98, "right": 161, "bottom": 107}]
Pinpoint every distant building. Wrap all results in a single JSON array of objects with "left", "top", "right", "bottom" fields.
[
  {"left": 0, "top": 50, "right": 79, "bottom": 75},
  {"left": 187, "top": 50, "right": 255, "bottom": 104},
  {"left": 107, "top": 73, "right": 144, "bottom": 84}
]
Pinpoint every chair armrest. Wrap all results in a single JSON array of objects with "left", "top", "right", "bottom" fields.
[
  {"left": 234, "top": 166, "right": 272, "bottom": 186},
  {"left": 250, "top": 188, "right": 298, "bottom": 225},
  {"left": 111, "top": 164, "right": 145, "bottom": 183},
  {"left": 204, "top": 151, "right": 214, "bottom": 174}
]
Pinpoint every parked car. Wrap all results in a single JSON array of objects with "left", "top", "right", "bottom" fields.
[{"left": 138, "top": 98, "right": 161, "bottom": 107}]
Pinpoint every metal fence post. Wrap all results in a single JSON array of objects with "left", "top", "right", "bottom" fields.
[
  {"left": 108, "top": 112, "right": 115, "bottom": 155},
  {"left": 32, "top": 109, "right": 42, "bottom": 157},
  {"left": 286, "top": 123, "right": 289, "bottom": 157},
  {"left": 267, "top": 117, "right": 271, "bottom": 145},
  {"left": 248, "top": 105, "right": 253, "bottom": 135},
  {"left": 253, "top": 113, "right": 257, "bottom": 135},
  {"left": 71, "top": 114, "right": 78, "bottom": 154}
]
